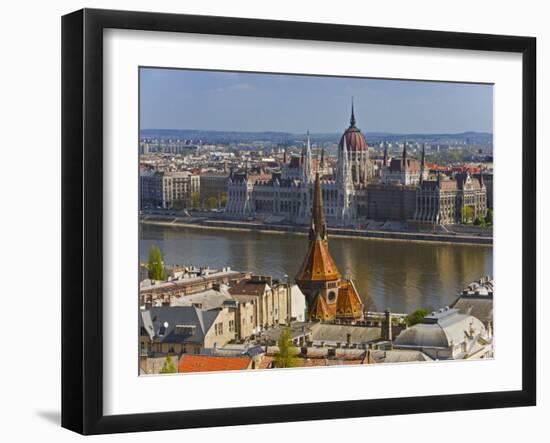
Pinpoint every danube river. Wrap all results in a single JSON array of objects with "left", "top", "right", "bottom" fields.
[{"left": 139, "top": 224, "right": 493, "bottom": 314}]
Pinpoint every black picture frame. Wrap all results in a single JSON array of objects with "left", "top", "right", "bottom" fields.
[{"left": 61, "top": 8, "right": 536, "bottom": 435}]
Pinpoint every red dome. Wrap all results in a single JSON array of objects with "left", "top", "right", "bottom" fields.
[
  {"left": 339, "top": 126, "right": 368, "bottom": 152},
  {"left": 339, "top": 101, "right": 368, "bottom": 152}
]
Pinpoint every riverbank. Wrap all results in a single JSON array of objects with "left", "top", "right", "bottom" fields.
[{"left": 140, "top": 216, "right": 493, "bottom": 246}]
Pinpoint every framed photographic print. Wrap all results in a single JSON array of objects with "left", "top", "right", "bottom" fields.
[{"left": 61, "top": 8, "right": 536, "bottom": 435}]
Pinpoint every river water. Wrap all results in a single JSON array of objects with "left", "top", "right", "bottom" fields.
[{"left": 139, "top": 224, "right": 493, "bottom": 314}]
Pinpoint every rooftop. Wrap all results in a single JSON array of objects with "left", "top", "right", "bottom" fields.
[{"left": 178, "top": 355, "right": 252, "bottom": 373}]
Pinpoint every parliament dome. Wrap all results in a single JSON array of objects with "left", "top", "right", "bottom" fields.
[{"left": 338, "top": 102, "right": 368, "bottom": 152}]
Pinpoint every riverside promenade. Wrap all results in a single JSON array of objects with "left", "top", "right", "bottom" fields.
[{"left": 139, "top": 214, "right": 492, "bottom": 246}]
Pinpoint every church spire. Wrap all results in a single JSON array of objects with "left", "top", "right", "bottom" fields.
[
  {"left": 350, "top": 97, "right": 356, "bottom": 127},
  {"left": 420, "top": 143, "right": 426, "bottom": 183},
  {"left": 310, "top": 172, "right": 327, "bottom": 241},
  {"left": 383, "top": 141, "right": 388, "bottom": 167},
  {"left": 479, "top": 164, "right": 485, "bottom": 187},
  {"left": 402, "top": 140, "right": 408, "bottom": 171},
  {"left": 303, "top": 130, "right": 313, "bottom": 182}
]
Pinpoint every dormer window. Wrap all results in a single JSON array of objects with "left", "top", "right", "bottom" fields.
[{"left": 174, "top": 325, "right": 196, "bottom": 336}]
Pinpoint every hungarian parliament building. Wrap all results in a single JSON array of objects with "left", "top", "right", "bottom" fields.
[{"left": 225, "top": 105, "right": 487, "bottom": 227}]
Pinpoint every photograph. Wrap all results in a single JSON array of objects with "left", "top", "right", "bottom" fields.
[{"left": 138, "top": 68, "right": 494, "bottom": 375}]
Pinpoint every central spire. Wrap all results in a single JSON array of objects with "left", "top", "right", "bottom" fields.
[
  {"left": 310, "top": 172, "right": 327, "bottom": 241},
  {"left": 350, "top": 97, "right": 356, "bottom": 127},
  {"left": 402, "top": 140, "right": 408, "bottom": 171}
]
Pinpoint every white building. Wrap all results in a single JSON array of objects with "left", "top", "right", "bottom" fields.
[
  {"left": 393, "top": 307, "right": 493, "bottom": 360},
  {"left": 225, "top": 106, "right": 368, "bottom": 227}
]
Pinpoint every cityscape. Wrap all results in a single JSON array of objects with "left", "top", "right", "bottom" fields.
[{"left": 138, "top": 68, "right": 494, "bottom": 375}]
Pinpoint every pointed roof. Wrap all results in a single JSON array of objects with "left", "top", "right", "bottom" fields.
[
  {"left": 421, "top": 143, "right": 426, "bottom": 168},
  {"left": 336, "top": 279, "right": 364, "bottom": 320},
  {"left": 310, "top": 172, "right": 327, "bottom": 241},
  {"left": 310, "top": 292, "right": 332, "bottom": 321},
  {"left": 295, "top": 239, "right": 341, "bottom": 282},
  {"left": 295, "top": 172, "right": 341, "bottom": 283},
  {"left": 339, "top": 99, "right": 368, "bottom": 152}
]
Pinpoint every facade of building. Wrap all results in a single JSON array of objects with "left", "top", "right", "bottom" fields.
[
  {"left": 224, "top": 104, "right": 488, "bottom": 226},
  {"left": 139, "top": 305, "right": 236, "bottom": 357},
  {"left": 140, "top": 170, "right": 200, "bottom": 209},
  {"left": 225, "top": 106, "right": 368, "bottom": 226},
  {"left": 199, "top": 172, "right": 229, "bottom": 204},
  {"left": 295, "top": 172, "right": 364, "bottom": 322},
  {"left": 139, "top": 267, "right": 249, "bottom": 307},
  {"left": 228, "top": 275, "right": 293, "bottom": 340},
  {"left": 413, "top": 171, "right": 487, "bottom": 225}
]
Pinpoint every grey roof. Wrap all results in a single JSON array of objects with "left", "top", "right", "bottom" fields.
[
  {"left": 171, "top": 289, "right": 233, "bottom": 310},
  {"left": 261, "top": 322, "right": 314, "bottom": 342},
  {"left": 139, "top": 306, "right": 220, "bottom": 345},
  {"left": 451, "top": 296, "right": 493, "bottom": 324},
  {"left": 311, "top": 323, "right": 381, "bottom": 345},
  {"left": 369, "top": 349, "right": 432, "bottom": 364},
  {"left": 394, "top": 308, "right": 485, "bottom": 349}
]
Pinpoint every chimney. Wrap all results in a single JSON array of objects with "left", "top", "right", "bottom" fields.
[{"left": 384, "top": 309, "right": 393, "bottom": 341}]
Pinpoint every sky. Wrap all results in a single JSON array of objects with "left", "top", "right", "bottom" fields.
[{"left": 139, "top": 68, "right": 493, "bottom": 134}]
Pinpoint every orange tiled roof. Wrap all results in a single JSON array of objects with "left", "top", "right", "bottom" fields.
[
  {"left": 336, "top": 279, "right": 364, "bottom": 320},
  {"left": 295, "top": 239, "right": 341, "bottom": 282},
  {"left": 310, "top": 293, "right": 334, "bottom": 321},
  {"left": 178, "top": 355, "right": 252, "bottom": 373}
]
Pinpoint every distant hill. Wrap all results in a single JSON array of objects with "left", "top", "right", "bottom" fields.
[{"left": 140, "top": 128, "right": 492, "bottom": 145}]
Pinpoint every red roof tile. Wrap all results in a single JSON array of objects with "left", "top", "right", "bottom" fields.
[{"left": 178, "top": 355, "right": 252, "bottom": 373}]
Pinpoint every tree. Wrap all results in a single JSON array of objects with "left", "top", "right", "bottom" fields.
[
  {"left": 159, "top": 356, "right": 177, "bottom": 374},
  {"left": 274, "top": 327, "right": 300, "bottom": 368},
  {"left": 191, "top": 192, "right": 201, "bottom": 210},
  {"left": 474, "top": 216, "right": 486, "bottom": 226},
  {"left": 220, "top": 192, "right": 229, "bottom": 208},
  {"left": 485, "top": 208, "right": 493, "bottom": 225},
  {"left": 461, "top": 205, "right": 474, "bottom": 224},
  {"left": 147, "top": 245, "right": 166, "bottom": 281},
  {"left": 404, "top": 308, "right": 430, "bottom": 327},
  {"left": 206, "top": 196, "right": 218, "bottom": 210}
]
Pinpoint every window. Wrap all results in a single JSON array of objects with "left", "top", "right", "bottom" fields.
[
  {"left": 174, "top": 325, "right": 196, "bottom": 336},
  {"left": 229, "top": 320, "right": 235, "bottom": 332}
]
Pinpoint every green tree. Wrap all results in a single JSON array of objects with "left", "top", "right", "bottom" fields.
[
  {"left": 191, "top": 192, "right": 201, "bottom": 210},
  {"left": 485, "top": 208, "right": 493, "bottom": 225},
  {"left": 274, "top": 327, "right": 300, "bottom": 368},
  {"left": 404, "top": 308, "right": 430, "bottom": 327},
  {"left": 159, "top": 356, "right": 177, "bottom": 374},
  {"left": 206, "top": 196, "right": 218, "bottom": 210},
  {"left": 461, "top": 205, "right": 474, "bottom": 224},
  {"left": 474, "top": 216, "right": 486, "bottom": 227},
  {"left": 220, "top": 192, "right": 229, "bottom": 208},
  {"left": 147, "top": 245, "right": 166, "bottom": 281}
]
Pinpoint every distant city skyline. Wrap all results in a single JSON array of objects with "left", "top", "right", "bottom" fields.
[{"left": 140, "top": 68, "right": 493, "bottom": 134}]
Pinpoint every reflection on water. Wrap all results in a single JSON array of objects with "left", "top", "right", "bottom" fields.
[{"left": 139, "top": 224, "right": 493, "bottom": 314}]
